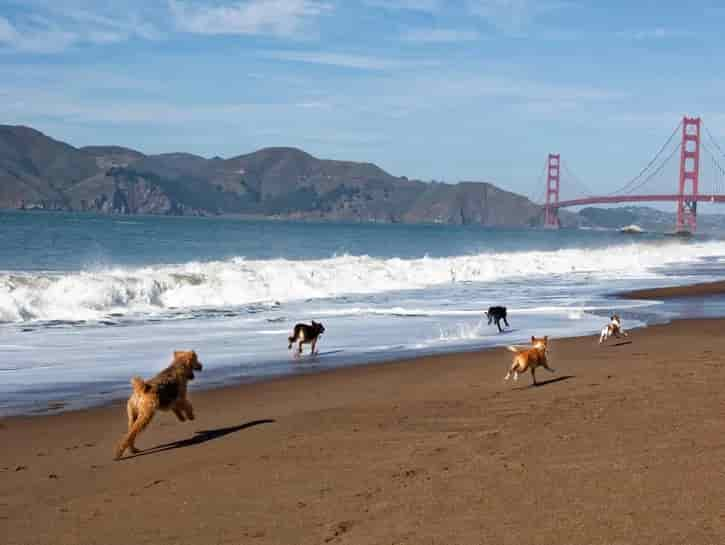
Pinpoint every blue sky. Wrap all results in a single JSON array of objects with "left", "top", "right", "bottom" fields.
[{"left": 2, "top": 0, "right": 725, "bottom": 201}]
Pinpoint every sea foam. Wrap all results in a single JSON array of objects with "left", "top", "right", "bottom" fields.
[{"left": 0, "top": 239, "right": 722, "bottom": 324}]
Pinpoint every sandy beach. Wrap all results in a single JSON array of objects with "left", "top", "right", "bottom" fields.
[{"left": 3, "top": 285, "right": 725, "bottom": 544}]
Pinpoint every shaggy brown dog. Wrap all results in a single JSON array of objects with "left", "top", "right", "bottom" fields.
[
  {"left": 115, "top": 350, "right": 203, "bottom": 460},
  {"left": 504, "top": 336, "right": 554, "bottom": 385}
]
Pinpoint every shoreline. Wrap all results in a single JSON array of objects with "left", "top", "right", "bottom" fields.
[
  {"left": 619, "top": 279, "right": 725, "bottom": 299},
  {"left": 3, "top": 278, "right": 722, "bottom": 419},
  {"left": 3, "top": 316, "right": 725, "bottom": 544}
]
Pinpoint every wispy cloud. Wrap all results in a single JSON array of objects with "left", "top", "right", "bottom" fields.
[
  {"left": 401, "top": 27, "right": 482, "bottom": 43},
  {"left": 168, "top": 0, "right": 332, "bottom": 37},
  {"left": 0, "top": 7, "right": 162, "bottom": 54},
  {"left": 466, "top": 0, "right": 569, "bottom": 33},
  {"left": 263, "top": 50, "right": 437, "bottom": 70},
  {"left": 363, "top": 0, "right": 440, "bottom": 12},
  {"left": 616, "top": 28, "right": 691, "bottom": 41}
]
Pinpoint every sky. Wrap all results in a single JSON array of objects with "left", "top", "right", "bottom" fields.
[{"left": 2, "top": 0, "right": 725, "bottom": 201}]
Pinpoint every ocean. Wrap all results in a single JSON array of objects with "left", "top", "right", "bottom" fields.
[{"left": 2, "top": 210, "right": 725, "bottom": 416}]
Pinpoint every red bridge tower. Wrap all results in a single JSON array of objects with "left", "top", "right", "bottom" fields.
[
  {"left": 676, "top": 116, "right": 701, "bottom": 234},
  {"left": 543, "top": 153, "right": 560, "bottom": 228}
]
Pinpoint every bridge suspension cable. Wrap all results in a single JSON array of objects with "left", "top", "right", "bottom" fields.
[
  {"left": 616, "top": 137, "right": 680, "bottom": 195},
  {"left": 561, "top": 160, "right": 595, "bottom": 198},
  {"left": 607, "top": 120, "right": 683, "bottom": 196},
  {"left": 701, "top": 142, "right": 725, "bottom": 194},
  {"left": 532, "top": 157, "right": 549, "bottom": 204}
]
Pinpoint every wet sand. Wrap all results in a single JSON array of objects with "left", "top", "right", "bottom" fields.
[
  {"left": 3, "top": 286, "right": 725, "bottom": 544},
  {"left": 621, "top": 279, "right": 725, "bottom": 299}
]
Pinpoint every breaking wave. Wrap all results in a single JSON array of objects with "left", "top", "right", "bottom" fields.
[{"left": 1, "top": 239, "right": 723, "bottom": 324}]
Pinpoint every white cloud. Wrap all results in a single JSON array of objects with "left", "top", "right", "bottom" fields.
[
  {"left": 363, "top": 0, "right": 440, "bottom": 12},
  {"left": 263, "top": 50, "right": 436, "bottom": 70},
  {"left": 617, "top": 28, "right": 691, "bottom": 41},
  {"left": 467, "top": 0, "right": 569, "bottom": 33},
  {"left": 401, "top": 27, "right": 482, "bottom": 43},
  {"left": 0, "top": 7, "right": 162, "bottom": 54},
  {"left": 169, "top": 0, "right": 332, "bottom": 36}
]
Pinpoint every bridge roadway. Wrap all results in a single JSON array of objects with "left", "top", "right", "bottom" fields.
[{"left": 551, "top": 194, "right": 725, "bottom": 208}]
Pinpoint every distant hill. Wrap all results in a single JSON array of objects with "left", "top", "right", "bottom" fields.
[{"left": 0, "top": 124, "right": 547, "bottom": 226}]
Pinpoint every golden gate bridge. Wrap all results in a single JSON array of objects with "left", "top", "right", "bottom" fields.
[{"left": 539, "top": 116, "right": 725, "bottom": 234}]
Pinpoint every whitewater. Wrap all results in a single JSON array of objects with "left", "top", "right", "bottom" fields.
[
  {"left": 2, "top": 211, "right": 725, "bottom": 415},
  {"left": 3, "top": 240, "right": 725, "bottom": 324}
]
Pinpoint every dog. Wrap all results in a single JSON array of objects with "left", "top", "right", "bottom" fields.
[
  {"left": 504, "top": 336, "right": 554, "bottom": 385},
  {"left": 486, "top": 306, "right": 509, "bottom": 333},
  {"left": 599, "top": 314, "right": 628, "bottom": 344},
  {"left": 115, "top": 350, "right": 203, "bottom": 460},
  {"left": 288, "top": 321, "right": 325, "bottom": 356}
]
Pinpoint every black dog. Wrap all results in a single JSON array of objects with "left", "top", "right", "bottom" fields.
[
  {"left": 288, "top": 321, "right": 325, "bottom": 356},
  {"left": 486, "top": 306, "right": 509, "bottom": 333}
]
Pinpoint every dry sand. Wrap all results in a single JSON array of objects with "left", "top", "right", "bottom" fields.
[{"left": 2, "top": 285, "right": 725, "bottom": 544}]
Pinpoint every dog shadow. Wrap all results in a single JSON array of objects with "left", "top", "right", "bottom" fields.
[
  {"left": 609, "top": 340, "right": 633, "bottom": 347},
  {"left": 513, "top": 375, "right": 575, "bottom": 390},
  {"left": 121, "top": 419, "right": 276, "bottom": 460}
]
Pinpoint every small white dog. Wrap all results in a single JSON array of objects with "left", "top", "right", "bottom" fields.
[{"left": 599, "top": 314, "right": 628, "bottom": 344}]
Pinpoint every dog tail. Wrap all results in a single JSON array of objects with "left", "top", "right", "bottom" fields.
[
  {"left": 131, "top": 376, "right": 150, "bottom": 394},
  {"left": 506, "top": 345, "right": 520, "bottom": 353}
]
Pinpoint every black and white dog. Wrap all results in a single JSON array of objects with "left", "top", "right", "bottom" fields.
[
  {"left": 486, "top": 306, "right": 509, "bottom": 333},
  {"left": 288, "top": 321, "right": 325, "bottom": 356}
]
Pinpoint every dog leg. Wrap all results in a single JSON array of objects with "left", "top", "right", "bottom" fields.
[
  {"left": 543, "top": 362, "right": 556, "bottom": 373},
  {"left": 115, "top": 410, "right": 155, "bottom": 459},
  {"left": 531, "top": 368, "right": 537, "bottom": 385},
  {"left": 311, "top": 338, "right": 318, "bottom": 355},
  {"left": 496, "top": 319, "right": 503, "bottom": 333},
  {"left": 172, "top": 407, "right": 187, "bottom": 422},
  {"left": 180, "top": 399, "right": 195, "bottom": 421},
  {"left": 503, "top": 316, "right": 510, "bottom": 328},
  {"left": 126, "top": 401, "right": 138, "bottom": 431}
]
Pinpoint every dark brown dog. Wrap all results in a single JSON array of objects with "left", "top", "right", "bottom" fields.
[
  {"left": 114, "top": 350, "right": 203, "bottom": 460},
  {"left": 486, "top": 306, "right": 510, "bottom": 333}
]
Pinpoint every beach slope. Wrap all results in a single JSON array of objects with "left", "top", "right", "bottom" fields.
[{"left": 2, "top": 319, "right": 725, "bottom": 544}]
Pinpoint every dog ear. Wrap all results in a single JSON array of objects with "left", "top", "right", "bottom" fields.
[
  {"left": 544, "top": 336, "right": 549, "bottom": 341},
  {"left": 531, "top": 336, "right": 535, "bottom": 342}
]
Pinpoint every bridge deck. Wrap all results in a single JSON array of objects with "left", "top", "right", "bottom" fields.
[{"left": 552, "top": 194, "right": 725, "bottom": 208}]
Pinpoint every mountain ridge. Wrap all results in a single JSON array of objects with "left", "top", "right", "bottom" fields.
[{"left": 0, "top": 124, "right": 546, "bottom": 226}]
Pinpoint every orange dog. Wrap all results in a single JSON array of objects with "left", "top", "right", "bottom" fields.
[
  {"left": 115, "top": 350, "right": 203, "bottom": 460},
  {"left": 504, "top": 336, "right": 554, "bottom": 385}
]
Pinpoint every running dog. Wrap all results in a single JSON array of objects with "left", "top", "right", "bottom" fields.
[
  {"left": 114, "top": 350, "right": 203, "bottom": 460},
  {"left": 288, "top": 321, "right": 325, "bottom": 356},
  {"left": 599, "top": 314, "right": 628, "bottom": 344},
  {"left": 504, "top": 336, "right": 554, "bottom": 385},
  {"left": 486, "top": 306, "right": 510, "bottom": 333}
]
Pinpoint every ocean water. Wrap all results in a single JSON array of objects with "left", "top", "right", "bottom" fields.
[{"left": 2, "top": 210, "right": 725, "bottom": 416}]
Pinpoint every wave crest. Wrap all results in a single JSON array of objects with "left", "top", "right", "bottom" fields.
[{"left": 1, "top": 240, "right": 722, "bottom": 323}]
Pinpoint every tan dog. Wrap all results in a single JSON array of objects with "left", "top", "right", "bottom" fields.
[
  {"left": 115, "top": 350, "right": 203, "bottom": 460},
  {"left": 504, "top": 336, "right": 554, "bottom": 385}
]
